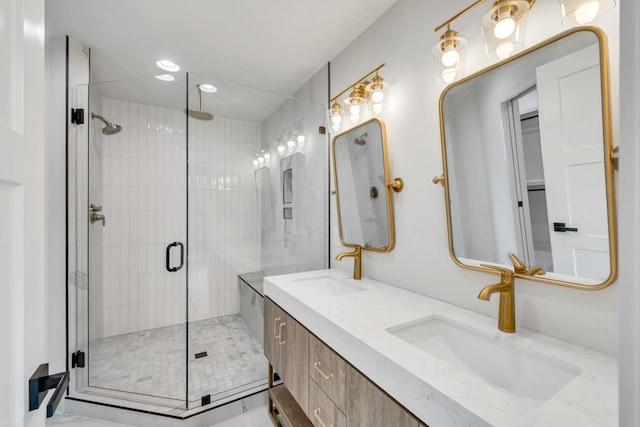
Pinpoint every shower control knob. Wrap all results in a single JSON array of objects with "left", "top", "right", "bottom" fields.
[{"left": 89, "top": 204, "right": 102, "bottom": 212}]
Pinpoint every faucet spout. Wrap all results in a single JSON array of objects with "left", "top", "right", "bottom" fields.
[
  {"left": 478, "top": 264, "right": 516, "bottom": 333},
  {"left": 336, "top": 246, "right": 362, "bottom": 280},
  {"left": 477, "top": 281, "right": 510, "bottom": 300}
]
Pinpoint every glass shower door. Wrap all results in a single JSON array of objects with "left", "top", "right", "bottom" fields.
[{"left": 75, "top": 73, "right": 189, "bottom": 407}]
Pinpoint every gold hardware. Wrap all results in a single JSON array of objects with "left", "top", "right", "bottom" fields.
[
  {"left": 433, "top": 174, "right": 445, "bottom": 186},
  {"left": 278, "top": 322, "right": 286, "bottom": 345},
  {"left": 438, "top": 27, "right": 617, "bottom": 290},
  {"left": 313, "top": 362, "right": 334, "bottom": 380},
  {"left": 313, "top": 408, "right": 334, "bottom": 427},
  {"left": 336, "top": 245, "right": 362, "bottom": 280},
  {"left": 478, "top": 264, "right": 516, "bottom": 333},
  {"left": 331, "top": 190, "right": 337, "bottom": 195},
  {"left": 612, "top": 146, "right": 619, "bottom": 170},
  {"left": 273, "top": 317, "right": 281, "bottom": 341},
  {"left": 508, "top": 253, "right": 545, "bottom": 276},
  {"left": 389, "top": 177, "right": 404, "bottom": 193}
]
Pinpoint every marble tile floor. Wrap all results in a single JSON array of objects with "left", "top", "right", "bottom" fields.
[
  {"left": 89, "top": 314, "right": 268, "bottom": 403},
  {"left": 47, "top": 406, "right": 273, "bottom": 426}
]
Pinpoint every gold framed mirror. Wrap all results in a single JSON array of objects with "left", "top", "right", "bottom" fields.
[
  {"left": 332, "top": 118, "right": 401, "bottom": 253},
  {"left": 438, "top": 27, "right": 617, "bottom": 290}
]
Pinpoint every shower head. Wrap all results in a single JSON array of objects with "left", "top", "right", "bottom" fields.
[
  {"left": 91, "top": 113, "right": 122, "bottom": 135},
  {"left": 186, "top": 85, "right": 214, "bottom": 121},
  {"left": 354, "top": 132, "right": 367, "bottom": 145}
]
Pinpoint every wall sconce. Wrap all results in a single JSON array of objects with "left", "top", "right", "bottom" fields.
[
  {"left": 433, "top": 0, "right": 536, "bottom": 82},
  {"left": 277, "top": 138, "right": 287, "bottom": 157},
  {"left": 326, "top": 63, "right": 388, "bottom": 133},
  {"left": 560, "top": 0, "right": 616, "bottom": 25},
  {"left": 365, "top": 72, "right": 389, "bottom": 114},
  {"left": 432, "top": 24, "right": 468, "bottom": 83},
  {"left": 253, "top": 148, "right": 272, "bottom": 169}
]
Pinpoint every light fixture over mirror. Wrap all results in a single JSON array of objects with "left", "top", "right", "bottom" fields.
[
  {"left": 326, "top": 64, "right": 389, "bottom": 133},
  {"left": 560, "top": 0, "right": 616, "bottom": 25}
]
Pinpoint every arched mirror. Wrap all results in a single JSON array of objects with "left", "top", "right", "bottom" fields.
[{"left": 438, "top": 27, "right": 617, "bottom": 289}]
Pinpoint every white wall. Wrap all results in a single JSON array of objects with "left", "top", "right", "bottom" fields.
[
  {"left": 618, "top": 1, "right": 640, "bottom": 424},
  {"left": 329, "top": 0, "right": 619, "bottom": 355}
]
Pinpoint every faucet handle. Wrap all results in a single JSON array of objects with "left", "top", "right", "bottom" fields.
[
  {"left": 480, "top": 263, "right": 514, "bottom": 280},
  {"left": 508, "top": 253, "right": 546, "bottom": 276}
]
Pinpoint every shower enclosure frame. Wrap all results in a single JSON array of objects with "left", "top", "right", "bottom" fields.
[{"left": 66, "top": 72, "right": 271, "bottom": 414}]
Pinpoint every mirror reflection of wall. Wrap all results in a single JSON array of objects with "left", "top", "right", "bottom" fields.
[{"left": 440, "top": 29, "right": 615, "bottom": 287}]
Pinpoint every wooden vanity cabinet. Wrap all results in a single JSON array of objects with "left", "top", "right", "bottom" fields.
[
  {"left": 265, "top": 298, "right": 309, "bottom": 413},
  {"left": 347, "top": 366, "right": 420, "bottom": 427},
  {"left": 265, "top": 297, "right": 425, "bottom": 427}
]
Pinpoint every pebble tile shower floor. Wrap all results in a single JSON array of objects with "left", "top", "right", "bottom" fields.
[{"left": 88, "top": 314, "right": 267, "bottom": 402}]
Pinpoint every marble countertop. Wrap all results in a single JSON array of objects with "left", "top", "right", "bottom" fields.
[{"left": 264, "top": 269, "right": 617, "bottom": 427}]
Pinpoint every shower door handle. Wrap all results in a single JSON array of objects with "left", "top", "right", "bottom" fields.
[{"left": 166, "top": 242, "right": 184, "bottom": 272}]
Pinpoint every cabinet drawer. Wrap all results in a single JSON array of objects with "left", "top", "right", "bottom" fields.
[
  {"left": 309, "top": 333, "right": 347, "bottom": 412},
  {"left": 347, "top": 365, "right": 420, "bottom": 427},
  {"left": 309, "top": 379, "right": 347, "bottom": 427}
]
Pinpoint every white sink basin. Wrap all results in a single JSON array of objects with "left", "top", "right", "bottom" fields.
[
  {"left": 387, "top": 316, "right": 581, "bottom": 402},
  {"left": 291, "top": 275, "right": 367, "bottom": 296}
]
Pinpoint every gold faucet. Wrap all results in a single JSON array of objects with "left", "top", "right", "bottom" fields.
[
  {"left": 508, "top": 253, "right": 546, "bottom": 276},
  {"left": 478, "top": 264, "right": 516, "bottom": 333},
  {"left": 336, "top": 245, "right": 362, "bottom": 280}
]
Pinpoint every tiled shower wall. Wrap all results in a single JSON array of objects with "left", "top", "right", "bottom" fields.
[
  {"left": 187, "top": 116, "right": 262, "bottom": 323},
  {"left": 98, "top": 98, "right": 260, "bottom": 339}
]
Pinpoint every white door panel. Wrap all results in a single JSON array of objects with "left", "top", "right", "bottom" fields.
[
  {"left": 536, "top": 43, "right": 609, "bottom": 279},
  {"left": 0, "top": 0, "right": 48, "bottom": 423}
]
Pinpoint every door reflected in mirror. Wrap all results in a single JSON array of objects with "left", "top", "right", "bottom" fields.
[
  {"left": 333, "top": 118, "right": 396, "bottom": 252},
  {"left": 439, "top": 27, "right": 616, "bottom": 289}
]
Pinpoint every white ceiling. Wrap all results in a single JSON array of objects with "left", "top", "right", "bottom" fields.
[{"left": 46, "top": 0, "right": 399, "bottom": 121}]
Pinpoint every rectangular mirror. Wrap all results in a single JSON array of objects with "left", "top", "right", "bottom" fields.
[
  {"left": 333, "top": 118, "right": 397, "bottom": 252},
  {"left": 439, "top": 27, "right": 617, "bottom": 289}
]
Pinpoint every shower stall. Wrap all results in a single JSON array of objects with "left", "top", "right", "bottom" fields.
[{"left": 67, "top": 70, "right": 329, "bottom": 414}]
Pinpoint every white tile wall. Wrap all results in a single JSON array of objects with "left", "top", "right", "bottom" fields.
[
  {"left": 187, "top": 116, "right": 261, "bottom": 322},
  {"left": 98, "top": 98, "right": 261, "bottom": 337}
]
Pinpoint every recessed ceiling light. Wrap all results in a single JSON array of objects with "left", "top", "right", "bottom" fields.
[
  {"left": 156, "top": 59, "right": 180, "bottom": 72},
  {"left": 155, "top": 74, "right": 175, "bottom": 82},
  {"left": 199, "top": 83, "right": 218, "bottom": 93}
]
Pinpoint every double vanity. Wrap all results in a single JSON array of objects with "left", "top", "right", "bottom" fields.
[
  {"left": 262, "top": 25, "right": 619, "bottom": 427},
  {"left": 263, "top": 269, "right": 616, "bottom": 426}
]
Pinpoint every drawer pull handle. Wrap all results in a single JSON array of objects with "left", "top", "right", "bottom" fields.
[
  {"left": 314, "top": 408, "right": 334, "bottom": 427},
  {"left": 313, "top": 362, "right": 334, "bottom": 380},
  {"left": 273, "top": 317, "right": 281, "bottom": 340},
  {"left": 278, "top": 322, "right": 286, "bottom": 345}
]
